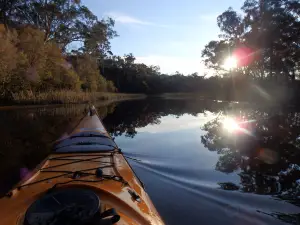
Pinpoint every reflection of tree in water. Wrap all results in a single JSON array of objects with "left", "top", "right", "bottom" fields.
[
  {"left": 0, "top": 99, "right": 222, "bottom": 194},
  {"left": 103, "top": 99, "right": 228, "bottom": 138},
  {"left": 201, "top": 107, "right": 300, "bottom": 223},
  {"left": 0, "top": 104, "right": 116, "bottom": 196},
  {"left": 257, "top": 211, "right": 300, "bottom": 225},
  {"left": 103, "top": 99, "right": 300, "bottom": 224}
]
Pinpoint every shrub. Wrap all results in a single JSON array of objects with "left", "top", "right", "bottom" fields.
[{"left": 107, "top": 80, "right": 116, "bottom": 92}]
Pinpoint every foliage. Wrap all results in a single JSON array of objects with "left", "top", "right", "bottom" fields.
[
  {"left": 70, "top": 54, "right": 108, "bottom": 92},
  {"left": 0, "top": 25, "right": 114, "bottom": 102},
  {"left": 81, "top": 18, "right": 117, "bottom": 58},
  {"left": 12, "top": 90, "right": 90, "bottom": 104},
  {"left": 202, "top": 0, "right": 300, "bottom": 81},
  {"left": 0, "top": 0, "right": 117, "bottom": 54},
  {"left": 11, "top": 90, "right": 137, "bottom": 104},
  {"left": 2, "top": 0, "right": 300, "bottom": 105},
  {"left": 0, "top": 27, "right": 29, "bottom": 98},
  {"left": 96, "top": 0, "right": 300, "bottom": 103},
  {"left": 106, "top": 80, "right": 116, "bottom": 92}
]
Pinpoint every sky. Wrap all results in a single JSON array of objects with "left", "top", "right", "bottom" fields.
[{"left": 82, "top": 0, "right": 244, "bottom": 75}]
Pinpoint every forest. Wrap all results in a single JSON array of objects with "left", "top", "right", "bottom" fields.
[{"left": 1, "top": 0, "right": 300, "bottom": 104}]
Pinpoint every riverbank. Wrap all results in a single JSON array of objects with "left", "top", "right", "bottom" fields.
[
  {"left": 156, "top": 92, "right": 293, "bottom": 107},
  {"left": 157, "top": 93, "right": 205, "bottom": 99},
  {"left": 0, "top": 91, "right": 146, "bottom": 108}
]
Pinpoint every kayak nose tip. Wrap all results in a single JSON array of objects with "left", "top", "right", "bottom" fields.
[
  {"left": 95, "top": 168, "right": 103, "bottom": 178},
  {"left": 89, "top": 105, "right": 97, "bottom": 116}
]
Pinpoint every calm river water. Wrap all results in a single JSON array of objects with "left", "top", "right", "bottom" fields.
[{"left": 0, "top": 98, "right": 299, "bottom": 225}]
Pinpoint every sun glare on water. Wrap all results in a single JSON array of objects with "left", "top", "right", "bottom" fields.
[{"left": 223, "top": 56, "right": 237, "bottom": 70}]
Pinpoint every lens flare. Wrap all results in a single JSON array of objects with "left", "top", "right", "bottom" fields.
[
  {"left": 222, "top": 56, "right": 237, "bottom": 70},
  {"left": 222, "top": 117, "right": 240, "bottom": 133}
]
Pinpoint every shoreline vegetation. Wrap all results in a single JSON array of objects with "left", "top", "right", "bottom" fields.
[
  {"left": 12, "top": 91, "right": 146, "bottom": 104},
  {"left": 1, "top": 0, "right": 300, "bottom": 108},
  {"left": 1, "top": 91, "right": 145, "bottom": 107}
]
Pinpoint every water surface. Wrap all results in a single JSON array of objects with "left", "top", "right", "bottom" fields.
[{"left": 0, "top": 99, "right": 299, "bottom": 224}]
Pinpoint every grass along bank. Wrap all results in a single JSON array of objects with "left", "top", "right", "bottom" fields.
[
  {"left": 157, "top": 93, "right": 205, "bottom": 99},
  {"left": 8, "top": 91, "right": 146, "bottom": 105}
]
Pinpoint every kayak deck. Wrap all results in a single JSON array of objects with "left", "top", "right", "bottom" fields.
[{"left": 0, "top": 107, "right": 163, "bottom": 225}]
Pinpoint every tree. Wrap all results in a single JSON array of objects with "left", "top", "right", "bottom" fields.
[
  {"left": 0, "top": 25, "right": 85, "bottom": 99},
  {"left": 0, "top": 0, "right": 22, "bottom": 28},
  {"left": 106, "top": 80, "right": 116, "bottom": 92},
  {"left": 0, "top": 0, "right": 120, "bottom": 100},
  {"left": 82, "top": 18, "right": 118, "bottom": 57},
  {"left": 217, "top": 7, "right": 243, "bottom": 40},
  {"left": 202, "top": 40, "right": 234, "bottom": 73},
  {"left": 40, "top": 42, "right": 81, "bottom": 91},
  {"left": 0, "top": 26, "right": 22, "bottom": 97},
  {"left": 124, "top": 53, "right": 136, "bottom": 67},
  {"left": 1, "top": 0, "right": 117, "bottom": 53},
  {"left": 72, "top": 54, "right": 107, "bottom": 92},
  {"left": 202, "top": 0, "right": 300, "bottom": 81}
]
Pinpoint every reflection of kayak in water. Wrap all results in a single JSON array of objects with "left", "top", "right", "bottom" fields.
[{"left": 0, "top": 106, "right": 164, "bottom": 225}]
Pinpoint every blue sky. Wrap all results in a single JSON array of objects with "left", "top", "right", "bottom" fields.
[{"left": 82, "top": 0, "right": 244, "bottom": 75}]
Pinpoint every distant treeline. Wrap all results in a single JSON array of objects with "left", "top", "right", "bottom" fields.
[
  {"left": 100, "top": 54, "right": 300, "bottom": 103},
  {"left": 99, "top": 0, "right": 300, "bottom": 103},
  {"left": 1, "top": 0, "right": 300, "bottom": 104}
]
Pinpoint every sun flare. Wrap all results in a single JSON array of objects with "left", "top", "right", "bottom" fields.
[
  {"left": 222, "top": 117, "right": 239, "bottom": 133},
  {"left": 223, "top": 56, "right": 237, "bottom": 70}
]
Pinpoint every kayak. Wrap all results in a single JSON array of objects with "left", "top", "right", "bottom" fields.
[{"left": 0, "top": 106, "right": 164, "bottom": 225}]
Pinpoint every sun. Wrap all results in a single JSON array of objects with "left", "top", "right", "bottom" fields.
[
  {"left": 222, "top": 117, "right": 239, "bottom": 133},
  {"left": 223, "top": 56, "right": 238, "bottom": 70}
]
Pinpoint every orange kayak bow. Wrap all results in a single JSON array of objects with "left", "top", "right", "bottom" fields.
[{"left": 0, "top": 106, "right": 164, "bottom": 225}]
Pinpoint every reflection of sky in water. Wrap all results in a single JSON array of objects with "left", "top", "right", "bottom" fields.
[
  {"left": 114, "top": 113, "right": 300, "bottom": 225},
  {"left": 137, "top": 113, "right": 214, "bottom": 133},
  {"left": 116, "top": 113, "right": 241, "bottom": 185}
]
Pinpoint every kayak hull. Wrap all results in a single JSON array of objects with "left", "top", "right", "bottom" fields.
[{"left": 0, "top": 107, "right": 164, "bottom": 225}]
